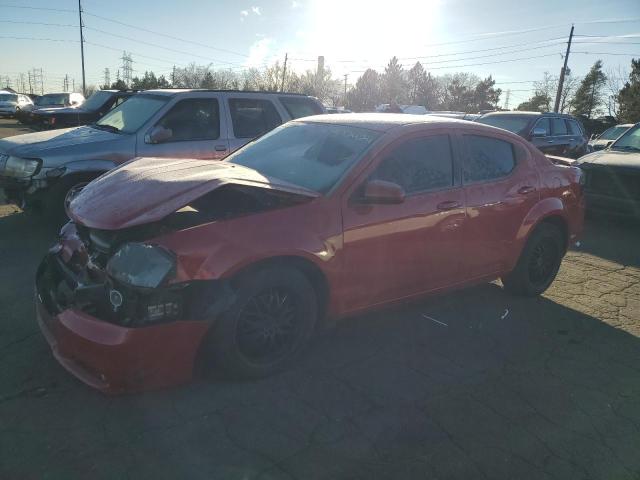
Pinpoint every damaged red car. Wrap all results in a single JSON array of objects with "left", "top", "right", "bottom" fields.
[{"left": 35, "top": 114, "right": 585, "bottom": 393}]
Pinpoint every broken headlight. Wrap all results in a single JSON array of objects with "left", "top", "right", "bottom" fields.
[
  {"left": 4, "top": 156, "right": 40, "bottom": 178},
  {"left": 106, "top": 243, "right": 175, "bottom": 289}
]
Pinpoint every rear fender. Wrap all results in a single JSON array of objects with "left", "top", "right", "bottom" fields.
[{"left": 510, "top": 197, "right": 568, "bottom": 267}]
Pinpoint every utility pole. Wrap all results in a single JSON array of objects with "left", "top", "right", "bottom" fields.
[
  {"left": 171, "top": 65, "right": 176, "bottom": 87},
  {"left": 28, "top": 71, "right": 32, "bottom": 94},
  {"left": 103, "top": 68, "right": 110, "bottom": 88},
  {"left": 40, "top": 68, "right": 44, "bottom": 95},
  {"left": 78, "top": 0, "right": 86, "bottom": 96},
  {"left": 343, "top": 74, "right": 348, "bottom": 103},
  {"left": 280, "top": 53, "right": 288, "bottom": 92},
  {"left": 64, "top": 74, "right": 69, "bottom": 92},
  {"left": 504, "top": 89, "right": 511, "bottom": 110},
  {"left": 554, "top": 25, "right": 574, "bottom": 113}
]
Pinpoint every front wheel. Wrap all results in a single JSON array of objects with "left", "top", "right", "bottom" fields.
[
  {"left": 502, "top": 223, "right": 564, "bottom": 296},
  {"left": 204, "top": 266, "right": 318, "bottom": 379}
]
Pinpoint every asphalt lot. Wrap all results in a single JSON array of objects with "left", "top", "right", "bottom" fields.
[{"left": 1, "top": 117, "right": 639, "bottom": 479}]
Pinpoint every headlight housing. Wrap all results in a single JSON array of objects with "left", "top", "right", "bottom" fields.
[
  {"left": 106, "top": 243, "right": 175, "bottom": 289},
  {"left": 4, "top": 156, "right": 40, "bottom": 178}
]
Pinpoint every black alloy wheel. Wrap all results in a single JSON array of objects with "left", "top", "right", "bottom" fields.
[
  {"left": 235, "top": 287, "right": 302, "bottom": 364},
  {"left": 527, "top": 237, "right": 559, "bottom": 287}
]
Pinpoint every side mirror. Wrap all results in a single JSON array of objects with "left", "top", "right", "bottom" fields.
[
  {"left": 362, "top": 180, "right": 405, "bottom": 204},
  {"left": 145, "top": 125, "right": 172, "bottom": 144},
  {"left": 605, "top": 140, "right": 613, "bottom": 148},
  {"left": 532, "top": 127, "right": 547, "bottom": 138}
]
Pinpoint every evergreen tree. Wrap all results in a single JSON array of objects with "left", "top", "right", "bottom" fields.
[
  {"left": 617, "top": 58, "right": 640, "bottom": 123},
  {"left": 571, "top": 60, "right": 607, "bottom": 119}
]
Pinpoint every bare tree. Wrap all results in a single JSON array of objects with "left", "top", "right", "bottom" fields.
[{"left": 605, "top": 66, "right": 629, "bottom": 118}]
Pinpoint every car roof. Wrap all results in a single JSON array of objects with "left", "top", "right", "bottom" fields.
[
  {"left": 141, "top": 89, "right": 316, "bottom": 97},
  {"left": 481, "top": 111, "right": 578, "bottom": 119},
  {"left": 295, "top": 112, "right": 484, "bottom": 132}
]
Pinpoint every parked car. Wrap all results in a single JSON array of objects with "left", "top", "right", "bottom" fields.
[
  {"left": 476, "top": 111, "right": 588, "bottom": 158},
  {"left": 16, "top": 92, "right": 86, "bottom": 125},
  {"left": 325, "top": 107, "right": 353, "bottom": 114},
  {"left": 0, "top": 89, "right": 325, "bottom": 218},
  {"left": 30, "top": 90, "right": 136, "bottom": 129},
  {"left": 577, "top": 122, "right": 640, "bottom": 219},
  {"left": 588, "top": 123, "right": 633, "bottom": 151},
  {"left": 35, "top": 113, "right": 585, "bottom": 393},
  {"left": 0, "top": 92, "right": 34, "bottom": 117}
]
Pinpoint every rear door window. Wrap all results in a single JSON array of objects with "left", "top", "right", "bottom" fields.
[
  {"left": 533, "top": 118, "right": 551, "bottom": 136},
  {"left": 369, "top": 135, "right": 454, "bottom": 194},
  {"left": 278, "top": 96, "right": 324, "bottom": 119},
  {"left": 229, "top": 98, "right": 282, "bottom": 138},
  {"left": 464, "top": 135, "right": 516, "bottom": 183},
  {"left": 157, "top": 98, "right": 220, "bottom": 141},
  {"left": 552, "top": 118, "right": 568, "bottom": 135},
  {"left": 566, "top": 119, "right": 582, "bottom": 135}
]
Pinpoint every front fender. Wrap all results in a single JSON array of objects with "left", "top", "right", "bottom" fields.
[{"left": 62, "top": 159, "right": 118, "bottom": 175}]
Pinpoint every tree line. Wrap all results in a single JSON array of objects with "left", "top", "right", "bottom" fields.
[{"left": 99, "top": 56, "right": 639, "bottom": 123}]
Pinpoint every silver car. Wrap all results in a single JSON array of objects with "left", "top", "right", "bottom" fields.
[
  {"left": 0, "top": 89, "right": 324, "bottom": 217},
  {"left": 0, "top": 92, "right": 34, "bottom": 117}
]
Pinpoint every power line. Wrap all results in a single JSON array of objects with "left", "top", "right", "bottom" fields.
[
  {"left": 572, "top": 51, "right": 640, "bottom": 56},
  {"left": 0, "top": 4, "right": 75, "bottom": 12},
  {"left": 82, "top": 10, "right": 249, "bottom": 58},
  {"left": 349, "top": 52, "right": 563, "bottom": 73},
  {"left": 0, "top": 35, "right": 78, "bottom": 42},
  {"left": 83, "top": 26, "right": 245, "bottom": 67},
  {"left": 0, "top": 20, "right": 75, "bottom": 27}
]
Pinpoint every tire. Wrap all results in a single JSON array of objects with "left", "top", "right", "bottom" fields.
[
  {"left": 502, "top": 223, "right": 564, "bottom": 297},
  {"left": 204, "top": 266, "right": 318, "bottom": 379},
  {"left": 42, "top": 177, "right": 93, "bottom": 227}
]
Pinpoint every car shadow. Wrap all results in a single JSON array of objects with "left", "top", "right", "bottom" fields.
[{"left": 576, "top": 215, "right": 640, "bottom": 267}]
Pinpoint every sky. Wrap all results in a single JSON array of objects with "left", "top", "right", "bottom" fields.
[{"left": 1, "top": 0, "right": 639, "bottom": 107}]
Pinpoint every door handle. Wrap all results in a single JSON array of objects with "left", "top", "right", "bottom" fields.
[
  {"left": 214, "top": 145, "right": 227, "bottom": 152},
  {"left": 547, "top": 140, "right": 554, "bottom": 143},
  {"left": 517, "top": 186, "right": 536, "bottom": 195},
  {"left": 437, "top": 200, "right": 462, "bottom": 211}
]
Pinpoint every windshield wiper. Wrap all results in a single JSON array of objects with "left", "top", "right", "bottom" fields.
[{"left": 91, "top": 124, "right": 121, "bottom": 134}]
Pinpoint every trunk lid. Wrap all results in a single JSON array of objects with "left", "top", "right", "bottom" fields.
[{"left": 69, "top": 157, "right": 319, "bottom": 230}]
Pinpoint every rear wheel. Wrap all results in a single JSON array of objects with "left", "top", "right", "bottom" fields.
[
  {"left": 502, "top": 223, "right": 564, "bottom": 296},
  {"left": 204, "top": 266, "right": 318, "bottom": 379}
]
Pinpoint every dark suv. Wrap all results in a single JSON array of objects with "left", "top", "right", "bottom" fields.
[
  {"left": 476, "top": 111, "right": 588, "bottom": 159},
  {"left": 31, "top": 90, "right": 136, "bottom": 129}
]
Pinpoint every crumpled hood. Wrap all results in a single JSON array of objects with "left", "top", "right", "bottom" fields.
[
  {"left": 577, "top": 149, "right": 640, "bottom": 169},
  {"left": 69, "top": 157, "right": 319, "bottom": 230},
  {"left": 0, "top": 125, "right": 121, "bottom": 158}
]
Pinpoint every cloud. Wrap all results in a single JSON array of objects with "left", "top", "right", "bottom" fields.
[
  {"left": 291, "top": 0, "right": 300, "bottom": 7},
  {"left": 245, "top": 37, "right": 274, "bottom": 67},
  {"left": 239, "top": 9, "right": 249, "bottom": 21},
  {"left": 251, "top": 6, "right": 261, "bottom": 15}
]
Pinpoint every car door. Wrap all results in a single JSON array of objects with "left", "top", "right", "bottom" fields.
[
  {"left": 550, "top": 117, "right": 571, "bottom": 156},
  {"left": 225, "top": 95, "right": 284, "bottom": 154},
  {"left": 340, "top": 131, "right": 466, "bottom": 312},
  {"left": 137, "top": 96, "right": 230, "bottom": 159},
  {"left": 565, "top": 119, "right": 586, "bottom": 157},
  {"left": 461, "top": 132, "right": 540, "bottom": 278},
  {"left": 530, "top": 117, "right": 557, "bottom": 154}
]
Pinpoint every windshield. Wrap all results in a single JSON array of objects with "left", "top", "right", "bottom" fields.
[
  {"left": 611, "top": 124, "right": 640, "bottom": 151},
  {"left": 227, "top": 122, "right": 381, "bottom": 193},
  {"left": 476, "top": 115, "right": 531, "bottom": 134},
  {"left": 0, "top": 94, "right": 18, "bottom": 102},
  {"left": 95, "top": 94, "right": 168, "bottom": 134},
  {"left": 37, "top": 94, "right": 68, "bottom": 106},
  {"left": 599, "top": 125, "right": 630, "bottom": 141},
  {"left": 81, "top": 91, "right": 113, "bottom": 110}
]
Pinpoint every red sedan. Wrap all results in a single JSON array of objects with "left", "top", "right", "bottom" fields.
[{"left": 36, "top": 114, "right": 585, "bottom": 393}]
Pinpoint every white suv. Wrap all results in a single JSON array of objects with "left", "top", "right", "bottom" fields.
[{"left": 0, "top": 92, "right": 34, "bottom": 117}]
